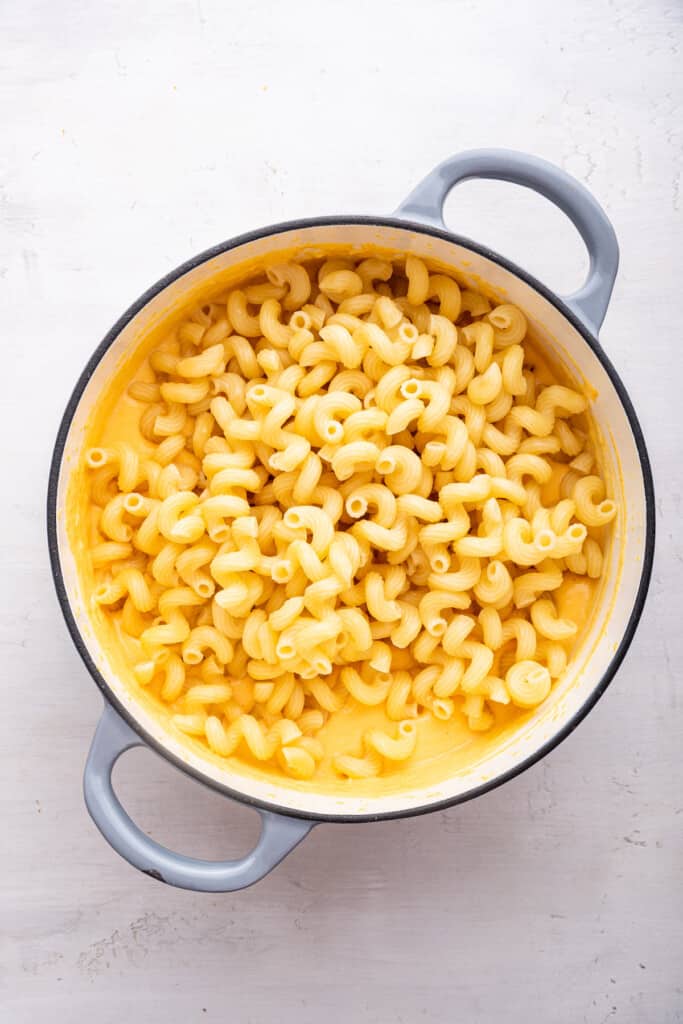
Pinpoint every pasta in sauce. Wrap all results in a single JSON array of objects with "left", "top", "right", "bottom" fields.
[{"left": 80, "top": 253, "right": 616, "bottom": 782}]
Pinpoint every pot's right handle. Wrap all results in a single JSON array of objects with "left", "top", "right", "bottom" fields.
[
  {"left": 84, "top": 703, "right": 313, "bottom": 892},
  {"left": 394, "top": 148, "right": 619, "bottom": 336}
]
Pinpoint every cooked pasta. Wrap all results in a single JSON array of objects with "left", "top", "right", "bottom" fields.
[{"left": 82, "top": 251, "right": 616, "bottom": 782}]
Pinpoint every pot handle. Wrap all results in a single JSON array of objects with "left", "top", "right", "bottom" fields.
[
  {"left": 84, "top": 703, "right": 314, "bottom": 892},
  {"left": 394, "top": 148, "right": 619, "bottom": 335}
]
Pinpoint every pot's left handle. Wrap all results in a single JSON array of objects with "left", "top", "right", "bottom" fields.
[{"left": 84, "top": 703, "right": 314, "bottom": 892}]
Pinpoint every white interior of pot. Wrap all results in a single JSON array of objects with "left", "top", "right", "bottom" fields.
[{"left": 55, "top": 222, "right": 647, "bottom": 818}]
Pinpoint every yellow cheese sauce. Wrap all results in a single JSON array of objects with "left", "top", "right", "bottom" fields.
[{"left": 67, "top": 249, "right": 611, "bottom": 796}]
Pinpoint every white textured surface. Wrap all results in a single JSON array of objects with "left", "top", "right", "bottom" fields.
[{"left": 2, "top": 1, "right": 682, "bottom": 1021}]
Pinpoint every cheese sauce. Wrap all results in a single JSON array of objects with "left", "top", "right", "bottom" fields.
[{"left": 67, "top": 254, "right": 608, "bottom": 795}]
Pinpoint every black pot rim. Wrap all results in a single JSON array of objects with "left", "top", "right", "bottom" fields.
[{"left": 47, "top": 215, "right": 656, "bottom": 824}]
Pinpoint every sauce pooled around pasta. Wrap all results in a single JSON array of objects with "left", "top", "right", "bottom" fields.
[{"left": 81, "top": 253, "right": 617, "bottom": 783}]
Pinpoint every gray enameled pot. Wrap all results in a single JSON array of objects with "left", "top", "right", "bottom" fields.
[{"left": 48, "top": 150, "right": 655, "bottom": 891}]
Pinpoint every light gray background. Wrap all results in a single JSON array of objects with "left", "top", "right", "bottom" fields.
[{"left": 2, "top": 1, "right": 682, "bottom": 1021}]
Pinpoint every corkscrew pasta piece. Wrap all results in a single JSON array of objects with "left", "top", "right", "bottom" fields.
[
  {"left": 572, "top": 475, "right": 618, "bottom": 527},
  {"left": 83, "top": 251, "right": 616, "bottom": 781},
  {"left": 505, "top": 660, "right": 552, "bottom": 708}
]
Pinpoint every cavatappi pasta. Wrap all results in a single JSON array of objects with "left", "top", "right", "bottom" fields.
[{"left": 82, "top": 253, "right": 616, "bottom": 782}]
